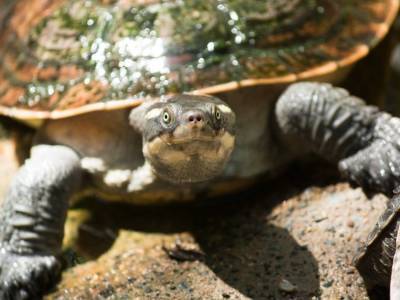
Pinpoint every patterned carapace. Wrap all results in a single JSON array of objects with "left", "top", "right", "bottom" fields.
[{"left": 0, "top": 0, "right": 397, "bottom": 118}]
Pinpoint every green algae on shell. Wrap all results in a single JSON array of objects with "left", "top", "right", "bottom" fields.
[{"left": 0, "top": 0, "right": 398, "bottom": 119}]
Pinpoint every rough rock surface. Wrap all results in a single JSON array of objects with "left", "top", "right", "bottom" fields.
[{"left": 0, "top": 137, "right": 389, "bottom": 299}]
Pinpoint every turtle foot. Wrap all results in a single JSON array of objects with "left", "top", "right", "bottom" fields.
[
  {"left": 339, "top": 139, "right": 400, "bottom": 197},
  {"left": 339, "top": 114, "right": 400, "bottom": 197},
  {"left": 0, "top": 249, "right": 61, "bottom": 300}
]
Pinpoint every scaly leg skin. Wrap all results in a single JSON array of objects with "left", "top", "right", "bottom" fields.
[
  {"left": 0, "top": 145, "right": 82, "bottom": 300},
  {"left": 391, "top": 228, "right": 400, "bottom": 299},
  {"left": 275, "top": 82, "right": 400, "bottom": 197}
]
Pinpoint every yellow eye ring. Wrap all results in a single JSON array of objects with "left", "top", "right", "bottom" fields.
[
  {"left": 163, "top": 111, "right": 171, "bottom": 124},
  {"left": 215, "top": 109, "right": 221, "bottom": 120}
]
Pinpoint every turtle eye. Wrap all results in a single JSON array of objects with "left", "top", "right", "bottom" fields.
[
  {"left": 162, "top": 110, "right": 172, "bottom": 124},
  {"left": 214, "top": 108, "right": 222, "bottom": 121}
]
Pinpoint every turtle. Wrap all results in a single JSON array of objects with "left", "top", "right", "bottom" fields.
[{"left": 0, "top": 0, "right": 399, "bottom": 299}]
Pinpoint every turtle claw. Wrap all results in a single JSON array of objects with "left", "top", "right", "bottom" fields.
[
  {"left": 338, "top": 139, "right": 400, "bottom": 197},
  {"left": 0, "top": 249, "right": 61, "bottom": 300}
]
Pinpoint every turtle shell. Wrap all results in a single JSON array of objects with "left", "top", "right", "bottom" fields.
[
  {"left": 354, "top": 194, "right": 400, "bottom": 288},
  {"left": 0, "top": 0, "right": 398, "bottom": 120}
]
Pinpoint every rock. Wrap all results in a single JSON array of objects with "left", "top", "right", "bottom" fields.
[{"left": 49, "top": 163, "right": 386, "bottom": 299}]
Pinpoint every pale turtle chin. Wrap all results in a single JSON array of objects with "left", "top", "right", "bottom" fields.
[
  {"left": 138, "top": 94, "right": 236, "bottom": 184},
  {"left": 143, "top": 130, "right": 235, "bottom": 184}
]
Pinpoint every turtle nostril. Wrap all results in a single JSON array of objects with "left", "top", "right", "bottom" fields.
[{"left": 187, "top": 112, "right": 203, "bottom": 124}]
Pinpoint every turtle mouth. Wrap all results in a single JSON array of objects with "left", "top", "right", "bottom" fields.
[
  {"left": 160, "top": 133, "right": 217, "bottom": 145},
  {"left": 153, "top": 130, "right": 230, "bottom": 157},
  {"left": 163, "top": 123, "right": 218, "bottom": 145}
]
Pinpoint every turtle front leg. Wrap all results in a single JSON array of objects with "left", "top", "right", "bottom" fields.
[
  {"left": 275, "top": 82, "right": 400, "bottom": 197},
  {"left": 0, "top": 145, "right": 82, "bottom": 299}
]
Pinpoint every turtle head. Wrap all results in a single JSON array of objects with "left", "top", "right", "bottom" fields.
[{"left": 130, "top": 95, "right": 236, "bottom": 184}]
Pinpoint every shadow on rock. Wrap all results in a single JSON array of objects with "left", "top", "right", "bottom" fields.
[
  {"left": 63, "top": 161, "right": 334, "bottom": 298},
  {"left": 191, "top": 188, "right": 320, "bottom": 299},
  {"left": 66, "top": 200, "right": 199, "bottom": 260}
]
